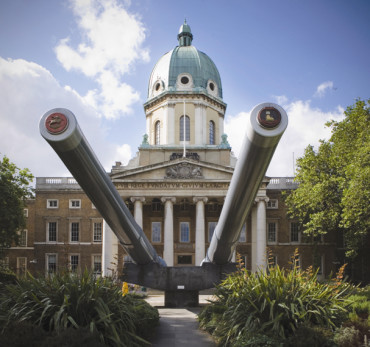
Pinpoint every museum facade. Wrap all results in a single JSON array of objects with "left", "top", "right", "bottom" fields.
[{"left": 4, "top": 21, "right": 340, "bottom": 281}]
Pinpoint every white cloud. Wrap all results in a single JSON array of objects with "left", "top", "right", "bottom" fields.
[
  {"left": 314, "top": 81, "right": 334, "bottom": 98},
  {"left": 225, "top": 99, "right": 344, "bottom": 177},
  {"left": 0, "top": 57, "right": 131, "bottom": 178},
  {"left": 115, "top": 143, "right": 132, "bottom": 165},
  {"left": 55, "top": 0, "right": 149, "bottom": 119}
]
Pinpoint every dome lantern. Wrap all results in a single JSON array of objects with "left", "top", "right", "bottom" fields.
[{"left": 177, "top": 19, "right": 193, "bottom": 47}]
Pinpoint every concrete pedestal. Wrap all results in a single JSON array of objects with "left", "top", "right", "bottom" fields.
[{"left": 165, "top": 290, "right": 199, "bottom": 307}]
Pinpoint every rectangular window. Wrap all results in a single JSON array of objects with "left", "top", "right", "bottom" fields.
[
  {"left": 47, "top": 199, "right": 58, "bottom": 209},
  {"left": 70, "top": 255, "right": 79, "bottom": 272},
  {"left": 17, "top": 257, "right": 27, "bottom": 276},
  {"left": 71, "top": 222, "right": 79, "bottom": 242},
  {"left": 92, "top": 255, "right": 102, "bottom": 274},
  {"left": 151, "top": 222, "right": 161, "bottom": 243},
  {"left": 180, "top": 222, "right": 190, "bottom": 243},
  {"left": 267, "top": 222, "right": 277, "bottom": 243},
  {"left": 239, "top": 224, "right": 246, "bottom": 242},
  {"left": 93, "top": 222, "right": 102, "bottom": 242},
  {"left": 267, "top": 199, "right": 278, "bottom": 209},
  {"left": 47, "top": 254, "right": 57, "bottom": 274},
  {"left": 69, "top": 199, "right": 81, "bottom": 209},
  {"left": 208, "top": 222, "right": 217, "bottom": 242},
  {"left": 19, "top": 230, "right": 27, "bottom": 247},
  {"left": 23, "top": 208, "right": 28, "bottom": 217},
  {"left": 290, "top": 222, "right": 300, "bottom": 243},
  {"left": 177, "top": 255, "right": 192, "bottom": 265},
  {"left": 48, "top": 222, "right": 57, "bottom": 242}
]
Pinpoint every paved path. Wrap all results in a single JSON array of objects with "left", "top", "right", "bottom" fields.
[{"left": 146, "top": 293, "right": 217, "bottom": 347}]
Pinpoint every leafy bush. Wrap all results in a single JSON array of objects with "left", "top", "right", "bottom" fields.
[
  {"left": 0, "top": 266, "right": 17, "bottom": 285},
  {"left": 0, "top": 270, "right": 158, "bottom": 346},
  {"left": 335, "top": 288, "right": 370, "bottom": 347},
  {"left": 333, "top": 326, "right": 362, "bottom": 347},
  {"left": 199, "top": 256, "right": 352, "bottom": 346}
]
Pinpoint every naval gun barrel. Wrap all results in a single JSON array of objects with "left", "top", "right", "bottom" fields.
[
  {"left": 39, "top": 108, "right": 165, "bottom": 266},
  {"left": 204, "top": 102, "right": 288, "bottom": 265}
]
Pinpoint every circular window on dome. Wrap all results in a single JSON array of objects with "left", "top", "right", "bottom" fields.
[
  {"left": 207, "top": 80, "right": 218, "bottom": 96},
  {"left": 155, "top": 82, "right": 161, "bottom": 91},
  {"left": 181, "top": 76, "right": 189, "bottom": 85}
]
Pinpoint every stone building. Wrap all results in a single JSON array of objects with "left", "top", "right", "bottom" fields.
[{"left": 4, "top": 21, "right": 340, "bottom": 281}]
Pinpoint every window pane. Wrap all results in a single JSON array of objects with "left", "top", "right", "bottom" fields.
[
  {"left": 70, "top": 255, "right": 79, "bottom": 271},
  {"left": 268, "top": 223, "right": 276, "bottom": 242},
  {"left": 48, "top": 254, "right": 57, "bottom": 273},
  {"left": 152, "top": 198, "right": 161, "bottom": 212},
  {"left": 155, "top": 121, "right": 160, "bottom": 145},
  {"left": 180, "top": 116, "right": 190, "bottom": 141},
  {"left": 209, "top": 120, "right": 215, "bottom": 145},
  {"left": 93, "top": 255, "right": 102, "bottom": 274},
  {"left": 152, "top": 222, "right": 161, "bottom": 242},
  {"left": 49, "top": 222, "right": 57, "bottom": 241},
  {"left": 290, "top": 222, "right": 299, "bottom": 242},
  {"left": 93, "top": 222, "right": 102, "bottom": 242},
  {"left": 180, "top": 222, "right": 190, "bottom": 242},
  {"left": 178, "top": 255, "right": 192, "bottom": 264},
  {"left": 71, "top": 223, "right": 79, "bottom": 242},
  {"left": 19, "top": 230, "right": 27, "bottom": 247}
]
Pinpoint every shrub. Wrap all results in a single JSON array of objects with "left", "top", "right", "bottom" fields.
[
  {"left": 333, "top": 326, "right": 362, "bottom": 347},
  {"left": 0, "top": 270, "right": 158, "bottom": 346},
  {"left": 199, "top": 255, "right": 352, "bottom": 346}
]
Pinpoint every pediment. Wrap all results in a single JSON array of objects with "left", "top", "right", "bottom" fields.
[{"left": 111, "top": 157, "right": 234, "bottom": 182}]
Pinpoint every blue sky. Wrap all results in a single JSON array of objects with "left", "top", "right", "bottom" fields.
[{"left": 0, "top": 0, "right": 369, "bottom": 179}]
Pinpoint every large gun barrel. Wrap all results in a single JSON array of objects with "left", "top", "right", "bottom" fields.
[
  {"left": 39, "top": 108, "right": 165, "bottom": 266},
  {"left": 204, "top": 102, "right": 288, "bottom": 265}
]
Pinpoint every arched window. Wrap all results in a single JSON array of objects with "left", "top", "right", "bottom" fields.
[
  {"left": 209, "top": 120, "right": 215, "bottom": 145},
  {"left": 155, "top": 121, "right": 160, "bottom": 145},
  {"left": 179, "top": 115, "right": 190, "bottom": 141}
]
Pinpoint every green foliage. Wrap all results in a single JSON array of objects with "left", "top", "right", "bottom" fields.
[
  {"left": 336, "top": 287, "right": 370, "bottom": 346},
  {"left": 0, "top": 321, "right": 105, "bottom": 347},
  {"left": 285, "top": 99, "right": 370, "bottom": 259},
  {"left": 0, "top": 266, "right": 17, "bottom": 285},
  {"left": 0, "top": 270, "right": 159, "bottom": 346},
  {"left": 0, "top": 155, "right": 34, "bottom": 258},
  {"left": 199, "top": 261, "right": 352, "bottom": 346},
  {"left": 333, "top": 326, "right": 362, "bottom": 347}
]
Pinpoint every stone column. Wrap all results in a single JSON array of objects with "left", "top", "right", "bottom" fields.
[
  {"left": 102, "top": 220, "right": 119, "bottom": 277},
  {"left": 130, "top": 197, "right": 145, "bottom": 229},
  {"left": 251, "top": 206, "right": 257, "bottom": 272},
  {"left": 161, "top": 197, "right": 176, "bottom": 266},
  {"left": 255, "top": 197, "right": 269, "bottom": 271},
  {"left": 193, "top": 197, "right": 208, "bottom": 265}
]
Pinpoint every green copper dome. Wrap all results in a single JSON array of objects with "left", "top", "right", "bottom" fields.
[{"left": 147, "top": 21, "right": 223, "bottom": 101}]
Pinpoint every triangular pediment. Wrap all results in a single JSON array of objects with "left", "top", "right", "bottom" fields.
[{"left": 111, "top": 157, "right": 234, "bottom": 182}]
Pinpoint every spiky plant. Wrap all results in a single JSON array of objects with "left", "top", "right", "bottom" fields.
[
  {"left": 199, "top": 251, "right": 353, "bottom": 346},
  {"left": 0, "top": 270, "right": 158, "bottom": 346}
]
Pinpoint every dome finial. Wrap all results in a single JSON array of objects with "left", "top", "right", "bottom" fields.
[{"left": 178, "top": 20, "right": 193, "bottom": 46}]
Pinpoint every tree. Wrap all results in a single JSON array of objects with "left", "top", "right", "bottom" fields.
[
  {"left": 286, "top": 99, "right": 370, "bottom": 260},
  {"left": 0, "top": 155, "right": 34, "bottom": 259}
]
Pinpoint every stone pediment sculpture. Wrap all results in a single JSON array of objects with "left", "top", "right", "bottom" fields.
[{"left": 165, "top": 162, "right": 203, "bottom": 179}]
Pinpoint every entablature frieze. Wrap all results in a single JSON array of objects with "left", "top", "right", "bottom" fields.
[{"left": 114, "top": 181, "right": 230, "bottom": 190}]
